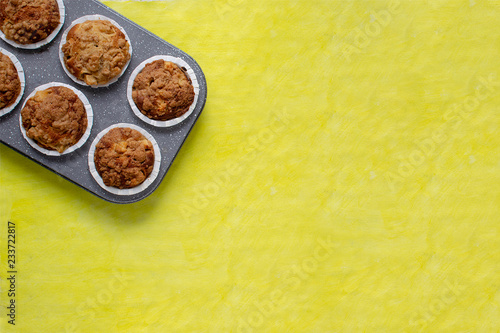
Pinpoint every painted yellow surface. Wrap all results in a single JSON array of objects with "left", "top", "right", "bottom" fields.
[{"left": 1, "top": 0, "right": 499, "bottom": 332}]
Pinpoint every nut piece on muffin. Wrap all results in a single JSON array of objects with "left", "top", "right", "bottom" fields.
[
  {"left": 132, "top": 60, "right": 195, "bottom": 121},
  {"left": 62, "top": 19, "right": 131, "bottom": 86},
  {"left": 0, "top": 0, "right": 60, "bottom": 45},
  {"left": 21, "top": 86, "right": 87, "bottom": 153},
  {"left": 0, "top": 51, "right": 21, "bottom": 109},
  {"left": 94, "top": 127, "right": 155, "bottom": 189}
]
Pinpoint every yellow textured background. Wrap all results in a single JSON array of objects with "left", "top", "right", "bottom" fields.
[{"left": 1, "top": 0, "right": 500, "bottom": 332}]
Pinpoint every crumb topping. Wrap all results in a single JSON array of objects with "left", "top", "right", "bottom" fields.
[
  {"left": 0, "top": 0, "right": 60, "bottom": 45},
  {"left": 21, "top": 86, "right": 87, "bottom": 153},
  {"left": 132, "top": 60, "right": 195, "bottom": 121},
  {"left": 94, "top": 127, "right": 155, "bottom": 189},
  {"left": 0, "top": 52, "right": 20, "bottom": 109},
  {"left": 62, "top": 19, "right": 131, "bottom": 86}
]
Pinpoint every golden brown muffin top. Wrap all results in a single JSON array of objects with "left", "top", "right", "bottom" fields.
[
  {"left": 0, "top": 0, "right": 60, "bottom": 45},
  {"left": 0, "top": 52, "right": 20, "bottom": 109},
  {"left": 94, "top": 127, "right": 155, "bottom": 189},
  {"left": 132, "top": 60, "right": 195, "bottom": 121},
  {"left": 21, "top": 86, "right": 87, "bottom": 153},
  {"left": 62, "top": 19, "right": 131, "bottom": 86}
]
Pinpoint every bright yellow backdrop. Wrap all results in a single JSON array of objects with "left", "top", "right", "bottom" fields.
[{"left": 1, "top": 0, "right": 499, "bottom": 332}]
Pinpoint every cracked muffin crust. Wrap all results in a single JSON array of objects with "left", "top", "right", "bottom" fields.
[
  {"left": 0, "top": 51, "right": 21, "bottom": 109},
  {"left": 0, "top": 0, "right": 60, "bottom": 45},
  {"left": 61, "top": 19, "right": 131, "bottom": 86},
  {"left": 21, "top": 86, "right": 87, "bottom": 153},
  {"left": 132, "top": 59, "right": 195, "bottom": 121},
  {"left": 94, "top": 127, "right": 155, "bottom": 189}
]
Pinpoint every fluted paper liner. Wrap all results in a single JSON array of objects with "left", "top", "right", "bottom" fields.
[
  {"left": 88, "top": 123, "right": 162, "bottom": 196},
  {"left": 59, "top": 14, "right": 133, "bottom": 88},
  {"left": 0, "top": 0, "right": 65, "bottom": 49},
  {"left": 127, "top": 55, "right": 199, "bottom": 127},
  {"left": 0, "top": 47, "right": 25, "bottom": 117},
  {"left": 19, "top": 82, "right": 93, "bottom": 156}
]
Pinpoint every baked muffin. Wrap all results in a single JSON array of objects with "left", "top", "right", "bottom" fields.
[
  {"left": 61, "top": 19, "right": 131, "bottom": 86},
  {"left": 0, "top": 51, "right": 20, "bottom": 109},
  {"left": 21, "top": 86, "right": 87, "bottom": 153},
  {"left": 0, "top": 0, "right": 60, "bottom": 45},
  {"left": 132, "top": 60, "right": 195, "bottom": 121},
  {"left": 94, "top": 127, "right": 155, "bottom": 189}
]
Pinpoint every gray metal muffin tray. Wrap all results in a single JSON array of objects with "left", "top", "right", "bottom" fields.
[{"left": 0, "top": 0, "right": 207, "bottom": 204}]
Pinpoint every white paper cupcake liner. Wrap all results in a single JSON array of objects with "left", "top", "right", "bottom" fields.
[
  {"left": 88, "top": 123, "right": 162, "bottom": 196},
  {"left": 19, "top": 82, "right": 94, "bottom": 156},
  {"left": 59, "top": 15, "right": 133, "bottom": 88},
  {"left": 0, "top": 0, "right": 65, "bottom": 49},
  {"left": 127, "top": 55, "right": 200, "bottom": 127},
  {"left": 0, "top": 47, "right": 25, "bottom": 117}
]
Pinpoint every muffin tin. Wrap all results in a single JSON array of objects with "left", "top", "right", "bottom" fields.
[{"left": 0, "top": 0, "right": 207, "bottom": 204}]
